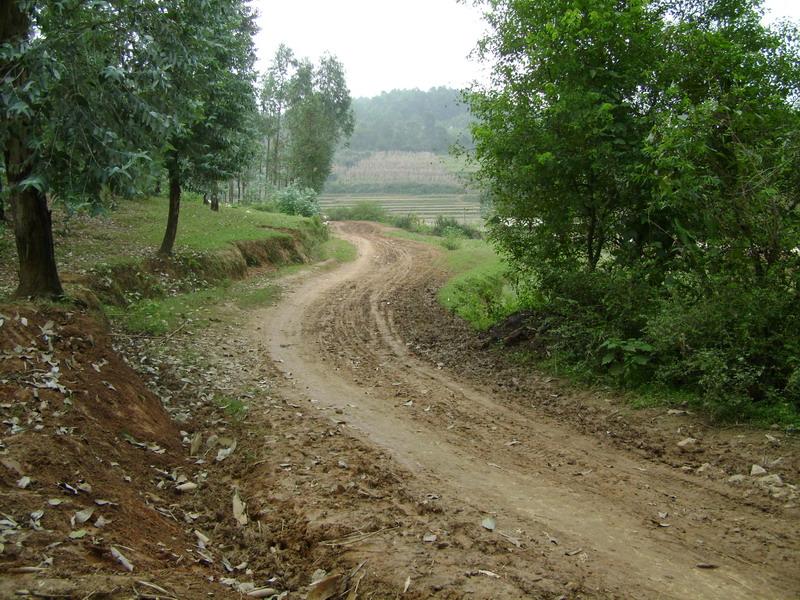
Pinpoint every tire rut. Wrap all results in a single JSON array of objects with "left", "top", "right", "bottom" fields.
[{"left": 255, "top": 222, "right": 799, "bottom": 599}]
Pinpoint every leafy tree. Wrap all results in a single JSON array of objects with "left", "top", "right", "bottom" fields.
[
  {"left": 260, "top": 44, "right": 296, "bottom": 187},
  {"left": 1, "top": 0, "right": 159, "bottom": 298},
  {"left": 469, "top": 0, "right": 800, "bottom": 412},
  {"left": 469, "top": 0, "right": 664, "bottom": 272},
  {"left": 148, "top": 0, "right": 258, "bottom": 256},
  {"left": 258, "top": 48, "right": 353, "bottom": 194},
  {"left": 284, "top": 55, "right": 354, "bottom": 192}
]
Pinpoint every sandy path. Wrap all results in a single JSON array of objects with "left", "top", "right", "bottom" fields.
[{"left": 257, "top": 222, "right": 799, "bottom": 599}]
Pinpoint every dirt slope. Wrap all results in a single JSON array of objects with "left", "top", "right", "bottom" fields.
[{"left": 254, "top": 221, "right": 799, "bottom": 599}]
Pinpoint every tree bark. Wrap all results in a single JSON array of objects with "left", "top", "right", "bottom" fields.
[
  {"left": 158, "top": 152, "right": 181, "bottom": 257},
  {"left": 2, "top": 4, "right": 64, "bottom": 299}
]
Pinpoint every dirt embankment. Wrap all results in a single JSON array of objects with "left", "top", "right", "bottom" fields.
[{"left": 82, "top": 228, "right": 319, "bottom": 308}]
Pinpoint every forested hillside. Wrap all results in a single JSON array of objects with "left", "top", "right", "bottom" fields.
[
  {"left": 325, "top": 87, "right": 474, "bottom": 196},
  {"left": 347, "top": 87, "right": 471, "bottom": 154}
]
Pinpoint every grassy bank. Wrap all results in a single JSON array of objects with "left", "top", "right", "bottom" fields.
[
  {"left": 1, "top": 194, "right": 356, "bottom": 334},
  {"left": 388, "top": 229, "right": 519, "bottom": 330}
]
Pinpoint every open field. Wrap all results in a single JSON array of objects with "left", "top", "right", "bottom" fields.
[
  {"left": 326, "top": 150, "right": 471, "bottom": 194},
  {"left": 319, "top": 193, "right": 483, "bottom": 224}
]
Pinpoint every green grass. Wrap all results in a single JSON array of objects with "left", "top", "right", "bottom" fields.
[
  {"left": 389, "top": 230, "right": 518, "bottom": 330},
  {"left": 318, "top": 237, "right": 358, "bottom": 263},
  {"left": 214, "top": 394, "right": 248, "bottom": 418},
  {"left": 107, "top": 232, "right": 356, "bottom": 336},
  {"left": 110, "top": 195, "right": 314, "bottom": 252}
]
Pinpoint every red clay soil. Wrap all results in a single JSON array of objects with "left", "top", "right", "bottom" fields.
[{"left": 0, "top": 305, "right": 225, "bottom": 598}]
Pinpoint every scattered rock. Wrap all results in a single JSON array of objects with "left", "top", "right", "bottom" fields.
[
  {"left": 728, "top": 474, "right": 746, "bottom": 484},
  {"left": 758, "top": 474, "right": 784, "bottom": 487},
  {"left": 750, "top": 464, "right": 767, "bottom": 476},
  {"left": 677, "top": 437, "right": 698, "bottom": 451}
]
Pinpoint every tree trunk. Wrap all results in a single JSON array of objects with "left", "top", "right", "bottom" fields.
[
  {"left": 158, "top": 153, "right": 181, "bottom": 257},
  {"left": 228, "top": 180, "right": 234, "bottom": 204},
  {"left": 2, "top": 4, "right": 63, "bottom": 299},
  {"left": 0, "top": 177, "right": 5, "bottom": 223}
]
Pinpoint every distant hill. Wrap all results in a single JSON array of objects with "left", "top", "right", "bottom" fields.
[{"left": 346, "top": 87, "right": 472, "bottom": 154}]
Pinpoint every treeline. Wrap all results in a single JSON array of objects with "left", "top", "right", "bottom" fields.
[
  {"left": 469, "top": 0, "right": 800, "bottom": 417},
  {"left": 345, "top": 87, "right": 471, "bottom": 154},
  {"left": 1, "top": 2, "right": 352, "bottom": 299}
]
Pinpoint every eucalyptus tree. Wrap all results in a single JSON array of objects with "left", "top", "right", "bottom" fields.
[
  {"left": 260, "top": 44, "right": 296, "bottom": 187},
  {"left": 284, "top": 54, "right": 354, "bottom": 192},
  {"left": 142, "top": 0, "right": 258, "bottom": 256},
  {"left": 1, "top": 0, "right": 165, "bottom": 298}
]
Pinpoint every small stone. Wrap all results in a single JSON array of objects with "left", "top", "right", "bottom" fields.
[
  {"left": 758, "top": 474, "right": 783, "bottom": 487},
  {"left": 750, "top": 464, "right": 767, "bottom": 476},
  {"left": 697, "top": 463, "right": 712, "bottom": 474},
  {"left": 677, "top": 437, "right": 698, "bottom": 451},
  {"left": 727, "top": 474, "right": 746, "bottom": 484}
]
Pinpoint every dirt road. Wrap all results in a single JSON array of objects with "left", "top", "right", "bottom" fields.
[{"left": 257, "top": 222, "right": 798, "bottom": 599}]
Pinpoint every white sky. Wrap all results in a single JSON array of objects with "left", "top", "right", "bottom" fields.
[{"left": 253, "top": 0, "right": 800, "bottom": 99}]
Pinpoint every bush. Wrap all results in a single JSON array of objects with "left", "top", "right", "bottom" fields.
[
  {"left": 272, "top": 184, "right": 320, "bottom": 217},
  {"left": 646, "top": 275, "right": 800, "bottom": 415},
  {"left": 325, "top": 201, "right": 387, "bottom": 222},
  {"left": 513, "top": 265, "right": 800, "bottom": 420},
  {"left": 390, "top": 213, "right": 430, "bottom": 234},
  {"left": 431, "top": 215, "right": 481, "bottom": 239},
  {"left": 439, "top": 229, "right": 464, "bottom": 250}
]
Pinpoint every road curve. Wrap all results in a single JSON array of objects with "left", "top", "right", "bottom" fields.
[{"left": 256, "top": 221, "right": 799, "bottom": 600}]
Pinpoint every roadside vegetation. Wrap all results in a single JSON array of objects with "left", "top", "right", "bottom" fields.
[{"left": 465, "top": 0, "right": 800, "bottom": 424}]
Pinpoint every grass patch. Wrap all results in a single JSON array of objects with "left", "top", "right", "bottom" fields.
[
  {"left": 214, "top": 394, "right": 248, "bottom": 418},
  {"left": 110, "top": 195, "right": 314, "bottom": 252},
  {"left": 318, "top": 237, "right": 358, "bottom": 263},
  {"left": 389, "top": 229, "right": 519, "bottom": 331},
  {"left": 106, "top": 285, "right": 232, "bottom": 335}
]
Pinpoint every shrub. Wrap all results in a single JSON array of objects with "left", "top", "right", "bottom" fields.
[
  {"left": 325, "top": 201, "right": 387, "bottom": 222},
  {"left": 432, "top": 215, "right": 481, "bottom": 239},
  {"left": 272, "top": 184, "right": 320, "bottom": 217},
  {"left": 390, "top": 213, "right": 430, "bottom": 234}
]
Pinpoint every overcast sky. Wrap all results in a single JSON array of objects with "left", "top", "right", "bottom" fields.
[{"left": 253, "top": 0, "right": 800, "bottom": 99}]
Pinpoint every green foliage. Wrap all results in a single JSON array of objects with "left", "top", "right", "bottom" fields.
[
  {"left": 325, "top": 201, "right": 388, "bottom": 222},
  {"left": 439, "top": 232, "right": 463, "bottom": 251},
  {"left": 390, "top": 214, "right": 431, "bottom": 234},
  {"left": 272, "top": 184, "right": 321, "bottom": 217},
  {"left": 468, "top": 0, "right": 800, "bottom": 419},
  {"left": 431, "top": 216, "right": 482, "bottom": 239},
  {"left": 259, "top": 47, "right": 354, "bottom": 193}
]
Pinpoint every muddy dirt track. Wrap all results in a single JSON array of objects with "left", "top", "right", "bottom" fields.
[{"left": 254, "top": 222, "right": 799, "bottom": 599}]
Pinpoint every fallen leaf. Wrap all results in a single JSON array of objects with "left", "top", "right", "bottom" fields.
[
  {"left": 16, "top": 476, "right": 31, "bottom": 489},
  {"left": 308, "top": 574, "right": 343, "bottom": 600},
  {"left": 403, "top": 576, "right": 411, "bottom": 593},
  {"left": 232, "top": 491, "right": 248, "bottom": 527},
  {"left": 74, "top": 507, "right": 95, "bottom": 525},
  {"left": 111, "top": 546, "right": 134, "bottom": 572},
  {"left": 69, "top": 529, "right": 87, "bottom": 539}
]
